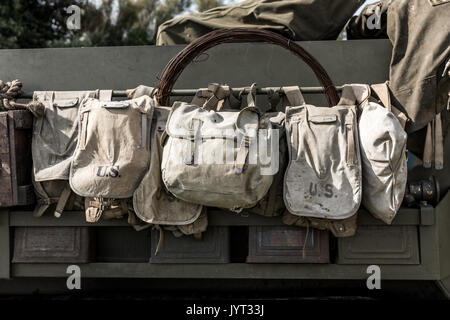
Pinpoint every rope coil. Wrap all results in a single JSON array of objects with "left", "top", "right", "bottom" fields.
[{"left": 0, "top": 79, "right": 45, "bottom": 117}]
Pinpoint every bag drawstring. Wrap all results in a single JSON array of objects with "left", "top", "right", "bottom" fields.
[
  {"left": 153, "top": 225, "right": 164, "bottom": 256},
  {"left": 302, "top": 220, "right": 310, "bottom": 258}
]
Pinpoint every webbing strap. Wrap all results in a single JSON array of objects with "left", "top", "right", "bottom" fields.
[
  {"left": 423, "top": 113, "right": 444, "bottom": 170},
  {"left": 423, "top": 121, "right": 434, "bottom": 168},
  {"left": 191, "top": 88, "right": 209, "bottom": 106},
  {"left": 338, "top": 86, "right": 357, "bottom": 106},
  {"left": 346, "top": 116, "right": 355, "bottom": 166},
  {"left": 80, "top": 111, "right": 89, "bottom": 150},
  {"left": 246, "top": 83, "right": 257, "bottom": 108},
  {"left": 435, "top": 113, "right": 444, "bottom": 170},
  {"left": 141, "top": 113, "right": 148, "bottom": 149},
  {"left": 302, "top": 221, "right": 310, "bottom": 258},
  {"left": 54, "top": 184, "right": 72, "bottom": 218},
  {"left": 371, "top": 82, "right": 408, "bottom": 128},
  {"left": 98, "top": 90, "right": 113, "bottom": 101},
  {"left": 291, "top": 122, "right": 299, "bottom": 160},
  {"left": 203, "top": 83, "right": 230, "bottom": 111},
  {"left": 283, "top": 86, "right": 305, "bottom": 106},
  {"left": 371, "top": 83, "right": 391, "bottom": 111},
  {"left": 153, "top": 225, "right": 164, "bottom": 256},
  {"left": 234, "top": 136, "right": 250, "bottom": 174}
]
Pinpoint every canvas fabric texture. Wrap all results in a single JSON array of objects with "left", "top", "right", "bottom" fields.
[
  {"left": 341, "top": 83, "right": 407, "bottom": 224},
  {"left": 156, "top": 0, "right": 364, "bottom": 45},
  {"left": 69, "top": 96, "right": 154, "bottom": 198},
  {"left": 282, "top": 210, "right": 358, "bottom": 237},
  {"left": 283, "top": 87, "right": 362, "bottom": 220},
  {"left": 347, "top": 0, "right": 450, "bottom": 134},
  {"left": 161, "top": 84, "right": 274, "bottom": 212},
  {"left": 69, "top": 95, "right": 154, "bottom": 224},
  {"left": 31, "top": 90, "right": 108, "bottom": 217},
  {"left": 130, "top": 86, "right": 205, "bottom": 233},
  {"left": 191, "top": 86, "right": 286, "bottom": 217}
]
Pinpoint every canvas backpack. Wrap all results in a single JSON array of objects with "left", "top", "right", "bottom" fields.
[
  {"left": 69, "top": 94, "right": 154, "bottom": 222},
  {"left": 283, "top": 86, "right": 362, "bottom": 220},
  {"left": 190, "top": 84, "right": 287, "bottom": 217},
  {"left": 245, "top": 88, "right": 305, "bottom": 217},
  {"left": 160, "top": 83, "right": 275, "bottom": 212},
  {"left": 130, "top": 86, "right": 204, "bottom": 228},
  {"left": 31, "top": 90, "right": 111, "bottom": 217},
  {"left": 353, "top": 82, "right": 408, "bottom": 224}
]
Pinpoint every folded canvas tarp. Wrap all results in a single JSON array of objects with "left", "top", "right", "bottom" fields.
[
  {"left": 156, "top": 0, "right": 364, "bottom": 45},
  {"left": 348, "top": 0, "right": 450, "bottom": 134}
]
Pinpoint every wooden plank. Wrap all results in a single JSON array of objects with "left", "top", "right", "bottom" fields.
[
  {"left": 0, "top": 113, "right": 13, "bottom": 207},
  {"left": 10, "top": 262, "right": 438, "bottom": 280},
  {"left": 7, "top": 111, "right": 19, "bottom": 205},
  {"left": 0, "top": 111, "right": 34, "bottom": 207}
]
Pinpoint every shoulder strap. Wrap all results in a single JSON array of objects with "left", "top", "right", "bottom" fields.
[
  {"left": 203, "top": 83, "right": 231, "bottom": 111},
  {"left": 370, "top": 82, "right": 391, "bottom": 111},
  {"left": 98, "top": 90, "right": 113, "bottom": 101},
  {"left": 246, "top": 83, "right": 257, "bottom": 108},
  {"left": 338, "top": 84, "right": 370, "bottom": 107},
  {"left": 282, "top": 86, "right": 305, "bottom": 106},
  {"left": 371, "top": 82, "right": 408, "bottom": 129},
  {"left": 191, "top": 88, "right": 210, "bottom": 107}
]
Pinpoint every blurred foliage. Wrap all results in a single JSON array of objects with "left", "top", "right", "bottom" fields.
[
  {"left": 0, "top": 0, "right": 225, "bottom": 48},
  {"left": 195, "top": 0, "right": 223, "bottom": 12}
]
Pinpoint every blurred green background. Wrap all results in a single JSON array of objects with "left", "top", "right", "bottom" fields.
[{"left": 0, "top": 0, "right": 374, "bottom": 48}]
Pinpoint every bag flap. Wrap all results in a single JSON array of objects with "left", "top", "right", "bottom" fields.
[
  {"left": 53, "top": 98, "right": 79, "bottom": 108},
  {"left": 80, "top": 96, "right": 153, "bottom": 114},
  {"left": 308, "top": 114, "right": 337, "bottom": 123},
  {"left": 100, "top": 101, "right": 130, "bottom": 109},
  {"left": 33, "top": 90, "right": 97, "bottom": 104},
  {"left": 166, "top": 102, "right": 259, "bottom": 139}
]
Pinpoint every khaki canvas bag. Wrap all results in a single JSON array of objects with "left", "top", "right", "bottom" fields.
[
  {"left": 246, "top": 88, "right": 303, "bottom": 217},
  {"left": 161, "top": 84, "right": 275, "bottom": 212},
  {"left": 353, "top": 83, "right": 408, "bottom": 224},
  {"left": 131, "top": 86, "right": 203, "bottom": 227},
  {"left": 190, "top": 85, "right": 285, "bottom": 217},
  {"left": 69, "top": 95, "right": 154, "bottom": 221},
  {"left": 32, "top": 90, "right": 110, "bottom": 217},
  {"left": 284, "top": 87, "right": 362, "bottom": 220},
  {"left": 246, "top": 111, "right": 287, "bottom": 217}
]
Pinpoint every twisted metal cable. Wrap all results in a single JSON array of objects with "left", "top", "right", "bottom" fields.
[{"left": 156, "top": 28, "right": 339, "bottom": 107}]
